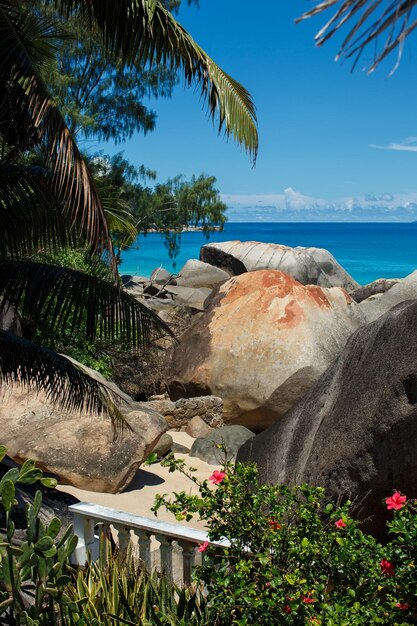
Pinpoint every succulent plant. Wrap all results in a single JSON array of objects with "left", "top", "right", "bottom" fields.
[{"left": 0, "top": 445, "right": 78, "bottom": 625}]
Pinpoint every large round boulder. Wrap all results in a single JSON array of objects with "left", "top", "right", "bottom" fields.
[
  {"left": 200, "top": 241, "right": 359, "bottom": 291},
  {"left": 238, "top": 300, "right": 417, "bottom": 535},
  {"left": 165, "top": 270, "right": 365, "bottom": 432},
  {"left": 0, "top": 388, "right": 167, "bottom": 493}
]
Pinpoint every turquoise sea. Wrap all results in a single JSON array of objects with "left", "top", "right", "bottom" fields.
[{"left": 119, "top": 222, "right": 417, "bottom": 286}]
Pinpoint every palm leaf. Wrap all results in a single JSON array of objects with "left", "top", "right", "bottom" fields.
[
  {"left": 0, "top": 160, "right": 81, "bottom": 258},
  {"left": 297, "top": 0, "right": 417, "bottom": 72},
  {"left": 0, "top": 329, "right": 125, "bottom": 422},
  {"left": 0, "top": 2, "right": 116, "bottom": 267},
  {"left": 0, "top": 260, "right": 172, "bottom": 346},
  {"left": 52, "top": 0, "right": 258, "bottom": 162}
]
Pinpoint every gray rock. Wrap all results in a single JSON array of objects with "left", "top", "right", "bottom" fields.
[
  {"left": 350, "top": 278, "right": 400, "bottom": 303},
  {"left": 176, "top": 259, "right": 230, "bottom": 289},
  {"left": 359, "top": 270, "right": 417, "bottom": 322},
  {"left": 201, "top": 241, "right": 359, "bottom": 291},
  {"left": 164, "top": 285, "right": 212, "bottom": 311},
  {"left": 122, "top": 275, "right": 148, "bottom": 289},
  {"left": 190, "top": 425, "right": 255, "bottom": 464},
  {"left": 238, "top": 300, "right": 417, "bottom": 535},
  {"left": 304, "top": 247, "right": 360, "bottom": 291},
  {"left": 171, "top": 442, "right": 190, "bottom": 454},
  {"left": 150, "top": 267, "right": 175, "bottom": 284},
  {"left": 151, "top": 432, "right": 173, "bottom": 458},
  {"left": 139, "top": 396, "right": 224, "bottom": 431},
  {"left": 183, "top": 415, "right": 213, "bottom": 438}
]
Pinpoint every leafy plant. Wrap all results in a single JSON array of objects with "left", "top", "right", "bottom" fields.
[
  {"left": 154, "top": 454, "right": 417, "bottom": 625},
  {"left": 65, "top": 534, "right": 208, "bottom": 625},
  {"left": 0, "top": 446, "right": 79, "bottom": 625}
]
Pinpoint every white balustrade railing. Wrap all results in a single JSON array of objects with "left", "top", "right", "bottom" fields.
[{"left": 69, "top": 502, "right": 228, "bottom": 586}]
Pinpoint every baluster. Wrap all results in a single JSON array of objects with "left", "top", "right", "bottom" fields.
[
  {"left": 133, "top": 529, "right": 152, "bottom": 571},
  {"left": 71, "top": 513, "right": 99, "bottom": 564},
  {"left": 113, "top": 524, "right": 131, "bottom": 553},
  {"left": 178, "top": 540, "right": 196, "bottom": 586},
  {"left": 155, "top": 534, "right": 174, "bottom": 581}
]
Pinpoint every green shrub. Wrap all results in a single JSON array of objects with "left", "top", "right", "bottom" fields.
[{"left": 154, "top": 455, "right": 417, "bottom": 625}]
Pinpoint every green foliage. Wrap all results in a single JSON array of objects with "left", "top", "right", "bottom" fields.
[
  {"left": 154, "top": 456, "right": 417, "bottom": 625},
  {"left": 31, "top": 249, "right": 114, "bottom": 377},
  {"left": 0, "top": 453, "right": 78, "bottom": 625},
  {"left": 66, "top": 536, "right": 208, "bottom": 625},
  {"left": 96, "top": 153, "right": 227, "bottom": 260},
  {"left": 38, "top": 4, "right": 176, "bottom": 142},
  {"left": 0, "top": 450, "right": 208, "bottom": 624}
]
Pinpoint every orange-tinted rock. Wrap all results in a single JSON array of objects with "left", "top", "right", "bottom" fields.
[{"left": 165, "top": 270, "right": 365, "bottom": 432}]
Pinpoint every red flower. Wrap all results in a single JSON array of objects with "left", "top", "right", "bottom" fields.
[
  {"left": 209, "top": 470, "right": 226, "bottom": 485},
  {"left": 380, "top": 559, "right": 395, "bottom": 576},
  {"left": 335, "top": 519, "right": 347, "bottom": 528},
  {"left": 268, "top": 519, "right": 281, "bottom": 530},
  {"left": 396, "top": 603, "right": 410, "bottom": 610},
  {"left": 264, "top": 582, "right": 272, "bottom": 589},
  {"left": 197, "top": 541, "right": 209, "bottom": 553},
  {"left": 283, "top": 604, "right": 292, "bottom": 613},
  {"left": 302, "top": 596, "right": 315, "bottom": 604},
  {"left": 386, "top": 492, "right": 406, "bottom": 510}
]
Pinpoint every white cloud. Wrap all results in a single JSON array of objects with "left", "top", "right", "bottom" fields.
[
  {"left": 369, "top": 136, "right": 417, "bottom": 152},
  {"left": 220, "top": 188, "right": 417, "bottom": 222}
]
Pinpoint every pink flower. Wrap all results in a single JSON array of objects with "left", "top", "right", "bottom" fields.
[
  {"left": 396, "top": 603, "right": 409, "bottom": 610},
  {"left": 264, "top": 582, "right": 272, "bottom": 589},
  {"left": 335, "top": 519, "right": 347, "bottom": 528},
  {"left": 268, "top": 519, "right": 281, "bottom": 530},
  {"left": 197, "top": 541, "right": 209, "bottom": 553},
  {"left": 209, "top": 470, "right": 226, "bottom": 484},
  {"left": 302, "top": 596, "right": 315, "bottom": 604},
  {"left": 386, "top": 492, "right": 406, "bottom": 510},
  {"left": 380, "top": 559, "right": 395, "bottom": 577}
]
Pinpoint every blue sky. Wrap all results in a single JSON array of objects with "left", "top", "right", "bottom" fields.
[{"left": 102, "top": 1, "right": 417, "bottom": 221}]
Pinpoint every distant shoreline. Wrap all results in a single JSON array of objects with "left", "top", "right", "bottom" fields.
[{"left": 144, "top": 225, "right": 223, "bottom": 233}]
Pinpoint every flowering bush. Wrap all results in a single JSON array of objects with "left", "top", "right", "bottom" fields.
[{"left": 153, "top": 456, "right": 417, "bottom": 625}]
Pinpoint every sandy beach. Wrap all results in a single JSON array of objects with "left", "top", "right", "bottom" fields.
[{"left": 57, "top": 431, "right": 218, "bottom": 531}]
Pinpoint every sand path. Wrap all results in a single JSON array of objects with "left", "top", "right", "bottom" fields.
[{"left": 57, "top": 431, "right": 218, "bottom": 530}]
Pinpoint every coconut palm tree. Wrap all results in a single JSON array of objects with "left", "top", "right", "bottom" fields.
[
  {"left": 298, "top": 0, "right": 417, "bottom": 73},
  {"left": 0, "top": 0, "right": 258, "bottom": 417}
]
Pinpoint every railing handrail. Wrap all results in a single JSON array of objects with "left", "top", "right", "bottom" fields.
[{"left": 69, "top": 501, "right": 229, "bottom": 547}]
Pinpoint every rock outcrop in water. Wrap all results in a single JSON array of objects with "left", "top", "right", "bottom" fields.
[
  {"left": 200, "top": 241, "right": 359, "bottom": 291},
  {"left": 165, "top": 270, "right": 365, "bottom": 432}
]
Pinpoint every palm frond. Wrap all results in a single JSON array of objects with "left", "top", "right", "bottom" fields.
[
  {"left": 0, "top": 260, "right": 172, "bottom": 346},
  {"left": 0, "top": 160, "right": 81, "bottom": 258},
  {"left": 0, "top": 2, "right": 116, "bottom": 267},
  {"left": 297, "top": 0, "right": 417, "bottom": 72},
  {"left": 52, "top": 0, "right": 258, "bottom": 162},
  {"left": 0, "top": 329, "right": 125, "bottom": 424}
]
